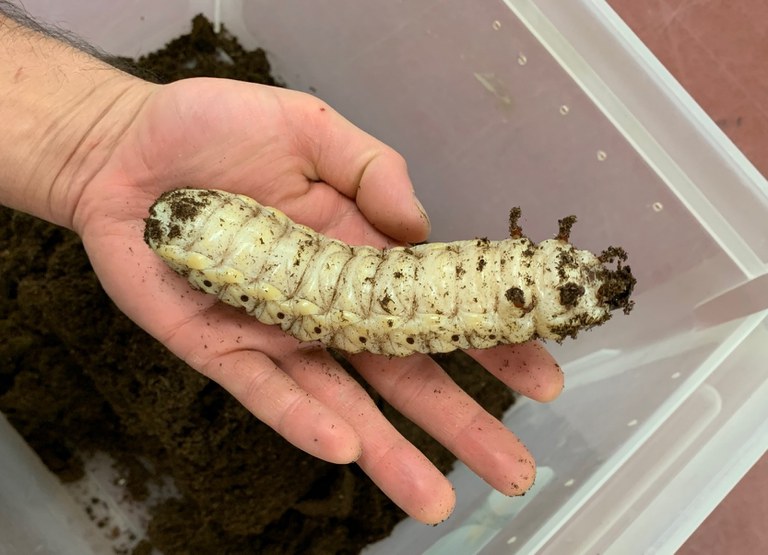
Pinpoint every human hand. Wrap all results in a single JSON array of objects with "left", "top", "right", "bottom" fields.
[{"left": 70, "top": 77, "right": 565, "bottom": 524}]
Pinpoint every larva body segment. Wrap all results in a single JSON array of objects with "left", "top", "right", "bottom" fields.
[{"left": 144, "top": 189, "right": 635, "bottom": 356}]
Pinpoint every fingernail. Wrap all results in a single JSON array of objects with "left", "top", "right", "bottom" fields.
[{"left": 413, "top": 194, "right": 431, "bottom": 234}]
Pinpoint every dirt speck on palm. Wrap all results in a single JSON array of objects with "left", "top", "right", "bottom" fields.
[{"left": 0, "top": 15, "right": 515, "bottom": 555}]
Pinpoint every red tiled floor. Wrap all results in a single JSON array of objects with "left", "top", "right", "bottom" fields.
[
  {"left": 608, "top": 0, "right": 768, "bottom": 178},
  {"left": 680, "top": 455, "right": 768, "bottom": 554},
  {"left": 607, "top": 1, "right": 768, "bottom": 552}
]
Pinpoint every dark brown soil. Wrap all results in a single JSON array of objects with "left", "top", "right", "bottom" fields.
[
  {"left": 114, "top": 14, "right": 283, "bottom": 86},
  {"left": 0, "top": 15, "right": 515, "bottom": 555}
]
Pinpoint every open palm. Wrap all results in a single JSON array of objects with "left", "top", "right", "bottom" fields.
[{"left": 71, "top": 78, "right": 564, "bottom": 524}]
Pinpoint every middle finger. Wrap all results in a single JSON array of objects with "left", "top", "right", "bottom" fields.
[{"left": 276, "top": 347, "right": 457, "bottom": 525}]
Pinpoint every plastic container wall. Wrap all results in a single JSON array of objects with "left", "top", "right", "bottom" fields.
[
  {"left": 0, "top": 415, "right": 111, "bottom": 555},
  {"left": 5, "top": 1, "right": 768, "bottom": 553}
]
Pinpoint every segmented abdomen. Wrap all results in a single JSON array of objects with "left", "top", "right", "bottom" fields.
[{"left": 144, "top": 189, "right": 635, "bottom": 356}]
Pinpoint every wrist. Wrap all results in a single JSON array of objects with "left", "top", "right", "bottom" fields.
[{"left": 0, "top": 13, "right": 154, "bottom": 229}]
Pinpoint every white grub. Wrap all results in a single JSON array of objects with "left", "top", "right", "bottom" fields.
[{"left": 144, "top": 189, "right": 635, "bottom": 356}]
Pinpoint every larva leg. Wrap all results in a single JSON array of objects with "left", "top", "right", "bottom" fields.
[{"left": 145, "top": 189, "right": 636, "bottom": 356}]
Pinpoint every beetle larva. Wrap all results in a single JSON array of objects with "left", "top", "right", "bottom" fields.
[{"left": 144, "top": 189, "right": 635, "bottom": 357}]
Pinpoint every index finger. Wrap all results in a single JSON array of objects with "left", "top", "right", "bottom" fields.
[
  {"left": 468, "top": 342, "right": 565, "bottom": 402},
  {"left": 286, "top": 95, "right": 430, "bottom": 243}
]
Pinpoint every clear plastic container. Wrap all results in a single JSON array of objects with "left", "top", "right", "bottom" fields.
[{"left": 3, "top": 1, "right": 767, "bottom": 553}]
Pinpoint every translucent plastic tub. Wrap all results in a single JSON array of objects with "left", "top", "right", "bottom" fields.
[{"left": 3, "top": 1, "right": 767, "bottom": 553}]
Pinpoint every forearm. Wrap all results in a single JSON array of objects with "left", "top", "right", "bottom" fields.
[{"left": 0, "top": 4, "right": 152, "bottom": 229}]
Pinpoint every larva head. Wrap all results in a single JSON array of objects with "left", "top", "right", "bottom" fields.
[
  {"left": 530, "top": 239, "right": 635, "bottom": 341},
  {"left": 144, "top": 188, "right": 229, "bottom": 274},
  {"left": 595, "top": 246, "right": 636, "bottom": 314},
  {"left": 145, "top": 188, "right": 222, "bottom": 243}
]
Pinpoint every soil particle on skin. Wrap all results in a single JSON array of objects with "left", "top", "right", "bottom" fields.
[{"left": 0, "top": 15, "right": 515, "bottom": 555}]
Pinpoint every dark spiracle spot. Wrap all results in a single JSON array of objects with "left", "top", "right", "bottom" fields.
[
  {"left": 276, "top": 312, "right": 285, "bottom": 319},
  {"left": 505, "top": 287, "right": 525, "bottom": 307},
  {"left": 240, "top": 295, "right": 249, "bottom": 302},
  {"left": 559, "top": 282, "right": 585, "bottom": 308},
  {"left": 451, "top": 334, "right": 460, "bottom": 342},
  {"left": 359, "top": 336, "right": 367, "bottom": 344},
  {"left": 489, "top": 334, "right": 496, "bottom": 340},
  {"left": 203, "top": 280, "right": 213, "bottom": 288},
  {"left": 406, "top": 337, "right": 415, "bottom": 345},
  {"left": 314, "top": 326, "right": 322, "bottom": 334}
]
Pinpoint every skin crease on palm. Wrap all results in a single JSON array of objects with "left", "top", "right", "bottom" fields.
[{"left": 0, "top": 14, "right": 565, "bottom": 525}]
